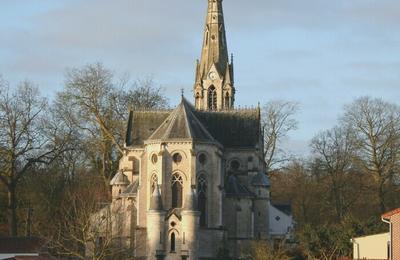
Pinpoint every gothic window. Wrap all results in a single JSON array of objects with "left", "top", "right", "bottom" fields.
[
  {"left": 170, "top": 232, "right": 176, "bottom": 252},
  {"left": 171, "top": 174, "right": 183, "bottom": 208},
  {"left": 198, "top": 153, "right": 207, "bottom": 165},
  {"left": 131, "top": 157, "right": 140, "bottom": 177},
  {"left": 224, "top": 92, "right": 230, "bottom": 109},
  {"left": 151, "top": 174, "right": 158, "bottom": 194},
  {"left": 198, "top": 175, "right": 207, "bottom": 227},
  {"left": 208, "top": 86, "right": 217, "bottom": 110}
]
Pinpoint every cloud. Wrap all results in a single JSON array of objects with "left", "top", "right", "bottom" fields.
[{"left": 1, "top": 0, "right": 399, "bottom": 155}]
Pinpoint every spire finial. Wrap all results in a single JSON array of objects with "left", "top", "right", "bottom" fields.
[
  {"left": 231, "top": 53, "right": 234, "bottom": 64},
  {"left": 181, "top": 88, "right": 185, "bottom": 98}
]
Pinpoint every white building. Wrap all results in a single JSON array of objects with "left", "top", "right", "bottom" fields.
[{"left": 352, "top": 233, "right": 390, "bottom": 260}]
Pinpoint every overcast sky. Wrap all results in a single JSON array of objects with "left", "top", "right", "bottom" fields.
[{"left": 1, "top": 0, "right": 400, "bottom": 156}]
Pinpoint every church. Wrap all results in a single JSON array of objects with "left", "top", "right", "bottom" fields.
[{"left": 88, "top": 0, "right": 293, "bottom": 259}]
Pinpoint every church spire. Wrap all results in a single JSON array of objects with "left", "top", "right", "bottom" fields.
[
  {"left": 199, "top": 0, "right": 229, "bottom": 78},
  {"left": 194, "top": 0, "right": 235, "bottom": 111}
]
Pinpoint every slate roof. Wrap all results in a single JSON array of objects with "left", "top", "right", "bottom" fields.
[
  {"left": 251, "top": 172, "right": 271, "bottom": 187},
  {"left": 148, "top": 98, "right": 215, "bottom": 142},
  {"left": 125, "top": 98, "right": 261, "bottom": 148},
  {"left": 110, "top": 171, "right": 130, "bottom": 186},
  {"left": 225, "top": 175, "right": 254, "bottom": 198},
  {"left": 272, "top": 204, "right": 292, "bottom": 216},
  {"left": 195, "top": 109, "right": 260, "bottom": 148},
  {"left": 125, "top": 110, "right": 170, "bottom": 146},
  {"left": 120, "top": 180, "right": 139, "bottom": 197}
]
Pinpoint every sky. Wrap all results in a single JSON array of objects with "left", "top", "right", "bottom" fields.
[{"left": 1, "top": 0, "right": 400, "bottom": 156}]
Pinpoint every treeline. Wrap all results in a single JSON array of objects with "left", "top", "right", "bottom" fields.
[
  {"left": 1, "top": 63, "right": 400, "bottom": 259},
  {"left": 0, "top": 63, "right": 168, "bottom": 258},
  {"left": 267, "top": 97, "right": 400, "bottom": 259}
]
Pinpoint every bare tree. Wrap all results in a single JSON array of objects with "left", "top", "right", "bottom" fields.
[
  {"left": 57, "top": 63, "right": 168, "bottom": 189},
  {"left": 311, "top": 126, "right": 361, "bottom": 221},
  {"left": 45, "top": 177, "right": 132, "bottom": 259},
  {"left": 262, "top": 101, "right": 298, "bottom": 172},
  {"left": 342, "top": 97, "right": 400, "bottom": 213},
  {"left": 0, "top": 79, "right": 69, "bottom": 236}
]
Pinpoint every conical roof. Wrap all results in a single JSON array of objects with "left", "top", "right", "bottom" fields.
[
  {"left": 110, "top": 171, "right": 130, "bottom": 186},
  {"left": 148, "top": 97, "right": 216, "bottom": 142},
  {"left": 149, "top": 185, "right": 163, "bottom": 211},
  {"left": 225, "top": 175, "right": 254, "bottom": 198},
  {"left": 251, "top": 172, "right": 271, "bottom": 187}
]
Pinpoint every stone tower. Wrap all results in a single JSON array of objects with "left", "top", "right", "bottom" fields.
[{"left": 194, "top": 0, "right": 235, "bottom": 111}]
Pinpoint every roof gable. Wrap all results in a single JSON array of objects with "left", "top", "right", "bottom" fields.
[{"left": 148, "top": 98, "right": 216, "bottom": 142}]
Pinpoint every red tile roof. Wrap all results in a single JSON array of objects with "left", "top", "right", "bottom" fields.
[{"left": 382, "top": 208, "right": 400, "bottom": 220}]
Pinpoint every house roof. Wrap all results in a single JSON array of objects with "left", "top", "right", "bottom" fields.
[
  {"left": 0, "top": 237, "right": 47, "bottom": 254},
  {"left": 272, "top": 204, "right": 292, "bottom": 216},
  {"left": 382, "top": 208, "right": 400, "bottom": 220},
  {"left": 125, "top": 99, "right": 261, "bottom": 148}
]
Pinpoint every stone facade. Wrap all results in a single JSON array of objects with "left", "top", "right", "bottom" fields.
[{"left": 89, "top": 0, "right": 275, "bottom": 259}]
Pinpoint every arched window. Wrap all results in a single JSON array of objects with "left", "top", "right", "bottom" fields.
[
  {"left": 151, "top": 174, "right": 158, "bottom": 194},
  {"left": 171, "top": 174, "right": 183, "bottom": 208},
  {"left": 208, "top": 86, "right": 217, "bottom": 110},
  {"left": 224, "top": 92, "right": 230, "bottom": 109},
  {"left": 131, "top": 157, "right": 140, "bottom": 177},
  {"left": 170, "top": 232, "right": 176, "bottom": 252},
  {"left": 198, "top": 175, "right": 207, "bottom": 227}
]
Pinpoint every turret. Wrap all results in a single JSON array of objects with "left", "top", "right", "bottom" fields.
[
  {"left": 110, "top": 170, "right": 130, "bottom": 200},
  {"left": 251, "top": 172, "right": 270, "bottom": 239},
  {"left": 181, "top": 187, "right": 200, "bottom": 260},
  {"left": 147, "top": 185, "right": 166, "bottom": 258}
]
